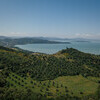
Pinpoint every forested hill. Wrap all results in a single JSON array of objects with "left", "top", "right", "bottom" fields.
[
  {"left": 0, "top": 37, "right": 70, "bottom": 47},
  {"left": 0, "top": 46, "right": 100, "bottom": 81},
  {"left": 0, "top": 46, "right": 100, "bottom": 100}
]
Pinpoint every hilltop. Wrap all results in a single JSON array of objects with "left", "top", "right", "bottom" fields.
[{"left": 1, "top": 46, "right": 100, "bottom": 79}]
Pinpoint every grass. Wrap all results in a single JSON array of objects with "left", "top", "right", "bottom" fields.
[
  {"left": 54, "top": 75, "right": 99, "bottom": 97},
  {"left": 7, "top": 72, "right": 100, "bottom": 98}
]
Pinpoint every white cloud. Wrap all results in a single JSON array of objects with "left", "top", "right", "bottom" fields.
[
  {"left": 0, "top": 32, "right": 31, "bottom": 37},
  {"left": 74, "top": 33, "right": 100, "bottom": 39}
]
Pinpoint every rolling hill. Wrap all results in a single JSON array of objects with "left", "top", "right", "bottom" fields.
[{"left": 0, "top": 46, "right": 100, "bottom": 100}]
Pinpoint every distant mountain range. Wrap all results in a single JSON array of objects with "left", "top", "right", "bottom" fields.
[
  {"left": 37, "top": 37, "right": 100, "bottom": 42},
  {"left": 0, "top": 36, "right": 100, "bottom": 48},
  {"left": 0, "top": 36, "right": 70, "bottom": 47},
  {"left": 0, "top": 35, "right": 99, "bottom": 41}
]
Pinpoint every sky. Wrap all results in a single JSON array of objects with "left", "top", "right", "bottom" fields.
[{"left": 0, "top": 0, "right": 100, "bottom": 39}]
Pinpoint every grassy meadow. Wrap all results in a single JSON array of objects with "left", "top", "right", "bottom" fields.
[{"left": 7, "top": 72, "right": 100, "bottom": 98}]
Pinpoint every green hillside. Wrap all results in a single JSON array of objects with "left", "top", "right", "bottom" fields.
[{"left": 0, "top": 46, "right": 100, "bottom": 100}]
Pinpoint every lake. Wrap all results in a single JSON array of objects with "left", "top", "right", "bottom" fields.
[{"left": 15, "top": 41, "right": 100, "bottom": 55}]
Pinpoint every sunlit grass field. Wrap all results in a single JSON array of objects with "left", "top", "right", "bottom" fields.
[{"left": 7, "top": 72, "right": 100, "bottom": 98}]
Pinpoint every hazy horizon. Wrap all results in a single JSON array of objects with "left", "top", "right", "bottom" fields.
[{"left": 0, "top": 35, "right": 100, "bottom": 41}]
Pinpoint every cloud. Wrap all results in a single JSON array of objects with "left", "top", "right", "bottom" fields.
[
  {"left": 74, "top": 33, "right": 100, "bottom": 39},
  {"left": 0, "top": 32, "right": 31, "bottom": 37}
]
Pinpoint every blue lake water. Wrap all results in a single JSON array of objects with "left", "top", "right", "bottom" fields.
[{"left": 15, "top": 41, "right": 100, "bottom": 55}]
